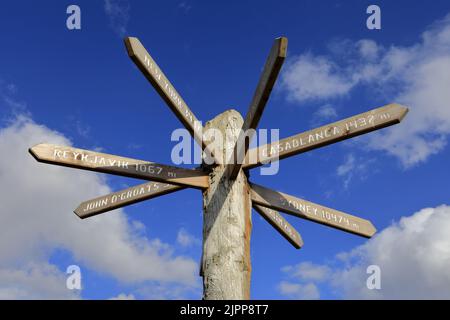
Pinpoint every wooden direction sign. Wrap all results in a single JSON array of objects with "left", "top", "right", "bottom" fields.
[
  {"left": 250, "top": 183, "right": 376, "bottom": 238},
  {"left": 29, "top": 144, "right": 209, "bottom": 189},
  {"left": 75, "top": 181, "right": 184, "bottom": 219},
  {"left": 253, "top": 203, "right": 303, "bottom": 249},
  {"left": 125, "top": 37, "right": 219, "bottom": 165},
  {"left": 29, "top": 35, "right": 410, "bottom": 300},
  {"left": 229, "top": 37, "right": 287, "bottom": 179},
  {"left": 244, "top": 103, "right": 408, "bottom": 169}
]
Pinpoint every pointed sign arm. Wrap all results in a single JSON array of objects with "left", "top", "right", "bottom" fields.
[
  {"left": 29, "top": 143, "right": 209, "bottom": 189},
  {"left": 243, "top": 103, "right": 409, "bottom": 169},
  {"left": 250, "top": 183, "right": 376, "bottom": 238},
  {"left": 253, "top": 203, "right": 303, "bottom": 249},
  {"left": 74, "top": 181, "right": 185, "bottom": 219},
  {"left": 124, "top": 37, "right": 219, "bottom": 165},
  {"left": 228, "top": 37, "right": 288, "bottom": 179}
]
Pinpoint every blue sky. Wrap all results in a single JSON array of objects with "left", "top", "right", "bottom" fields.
[{"left": 1, "top": 0, "right": 450, "bottom": 299}]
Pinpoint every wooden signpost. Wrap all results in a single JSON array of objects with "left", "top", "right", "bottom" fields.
[{"left": 29, "top": 35, "right": 408, "bottom": 300}]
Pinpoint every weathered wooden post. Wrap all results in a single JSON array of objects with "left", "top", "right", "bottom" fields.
[{"left": 201, "top": 110, "right": 252, "bottom": 300}]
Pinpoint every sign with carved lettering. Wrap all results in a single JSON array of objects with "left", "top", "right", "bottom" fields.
[
  {"left": 229, "top": 37, "right": 287, "bottom": 179},
  {"left": 75, "top": 182, "right": 184, "bottom": 218},
  {"left": 125, "top": 37, "right": 219, "bottom": 165},
  {"left": 29, "top": 143, "right": 209, "bottom": 189},
  {"left": 250, "top": 183, "right": 376, "bottom": 238},
  {"left": 253, "top": 203, "right": 303, "bottom": 249},
  {"left": 244, "top": 103, "right": 408, "bottom": 169}
]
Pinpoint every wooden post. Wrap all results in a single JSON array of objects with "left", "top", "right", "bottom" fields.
[{"left": 201, "top": 109, "right": 252, "bottom": 300}]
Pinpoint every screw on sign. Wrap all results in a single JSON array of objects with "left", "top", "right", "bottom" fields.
[{"left": 29, "top": 35, "right": 408, "bottom": 300}]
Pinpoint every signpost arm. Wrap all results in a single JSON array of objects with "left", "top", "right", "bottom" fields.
[
  {"left": 253, "top": 203, "right": 303, "bottom": 249},
  {"left": 124, "top": 37, "right": 220, "bottom": 165},
  {"left": 29, "top": 144, "right": 209, "bottom": 189},
  {"left": 74, "top": 181, "right": 185, "bottom": 219},
  {"left": 250, "top": 183, "right": 376, "bottom": 238},
  {"left": 244, "top": 103, "right": 409, "bottom": 169},
  {"left": 228, "top": 37, "right": 288, "bottom": 179}
]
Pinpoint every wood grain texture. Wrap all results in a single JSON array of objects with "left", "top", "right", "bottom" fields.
[
  {"left": 253, "top": 204, "right": 303, "bottom": 249},
  {"left": 201, "top": 110, "right": 252, "bottom": 300},
  {"left": 29, "top": 143, "right": 209, "bottom": 189},
  {"left": 250, "top": 183, "right": 376, "bottom": 238},
  {"left": 244, "top": 103, "right": 409, "bottom": 169},
  {"left": 229, "top": 37, "right": 288, "bottom": 179},
  {"left": 74, "top": 182, "right": 184, "bottom": 218},
  {"left": 125, "top": 37, "right": 219, "bottom": 165}
]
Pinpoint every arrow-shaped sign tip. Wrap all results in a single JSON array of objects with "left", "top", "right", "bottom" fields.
[
  {"left": 73, "top": 206, "right": 85, "bottom": 219},
  {"left": 274, "top": 37, "right": 288, "bottom": 58},
  {"left": 296, "top": 239, "right": 304, "bottom": 250},
  {"left": 366, "top": 223, "right": 377, "bottom": 238},
  {"left": 28, "top": 144, "right": 43, "bottom": 162},
  {"left": 390, "top": 103, "right": 409, "bottom": 123},
  {"left": 124, "top": 36, "right": 140, "bottom": 58},
  {"left": 292, "top": 234, "right": 304, "bottom": 250}
]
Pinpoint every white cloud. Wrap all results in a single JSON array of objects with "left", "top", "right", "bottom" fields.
[
  {"left": 281, "top": 262, "right": 331, "bottom": 282},
  {"left": 0, "top": 114, "right": 198, "bottom": 298},
  {"left": 104, "top": 0, "right": 130, "bottom": 37},
  {"left": 109, "top": 293, "right": 135, "bottom": 300},
  {"left": 178, "top": 2, "right": 192, "bottom": 14},
  {"left": 315, "top": 104, "right": 337, "bottom": 119},
  {"left": 279, "top": 262, "right": 330, "bottom": 299},
  {"left": 176, "top": 228, "right": 200, "bottom": 247},
  {"left": 336, "top": 154, "right": 374, "bottom": 189},
  {"left": 0, "top": 263, "right": 79, "bottom": 300},
  {"left": 333, "top": 204, "right": 450, "bottom": 299},
  {"left": 281, "top": 53, "right": 354, "bottom": 102},
  {"left": 337, "top": 154, "right": 355, "bottom": 177},
  {"left": 281, "top": 13, "right": 450, "bottom": 167},
  {"left": 357, "top": 39, "right": 379, "bottom": 61},
  {"left": 278, "top": 281, "right": 320, "bottom": 300},
  {"left": 281, "top": 204, "right": 450, "bottom": 299},
  {"left": 75, "top": 120, "right": 90, "bottom": 138},
  {"left": 310, "top": 104, "right": 338, "bottom": 126},
  {"left": 135, "top": 282, "right": 200, "bottom": 299},
  {"left": 336, "top": 153, "right": 356, "bottom": 189},
  {"left": 0, "top": 79, "right": 27, "bottom": 114}
]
